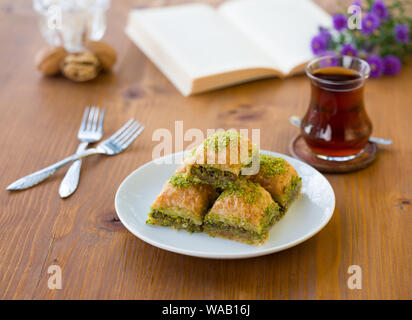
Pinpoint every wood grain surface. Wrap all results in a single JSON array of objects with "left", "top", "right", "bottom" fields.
[{"left": 0, "top": 0, "right": 411, "bottom": 300}]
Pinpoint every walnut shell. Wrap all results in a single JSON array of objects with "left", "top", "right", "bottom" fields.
[
  {"left": 86, "top": 41, "right": 117, "bottom": 71},
  {"left": 60, "top": 51, "right": 101, "bottom": 82},
  {"left": 35, "top": 46, "right": 68, "bottom": 76}
]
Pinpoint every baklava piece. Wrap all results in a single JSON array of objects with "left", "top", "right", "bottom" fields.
[
  {"left": 147, "top": 173, "right": 217, "bottom": 233},
  {"left": 251, "top": 154, "right": 302, "bottom": 210},
  {"left": 184, "top": 131, "right": 258, "bottom": 189},
  {"left": 203, "top": 179, "right": 281, "bottom": 245}
]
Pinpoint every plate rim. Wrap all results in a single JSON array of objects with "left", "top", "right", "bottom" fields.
[{"left": 115, "top": 150, "right": 335, "bottom": 259}]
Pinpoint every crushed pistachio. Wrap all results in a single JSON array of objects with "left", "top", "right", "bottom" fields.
[
  {"left": 148, "top": 209, "right": 202, "bottom": 233},
  {"left": 265, "top": 203, "right": 276, "bottom": 216},
  {"left": 204, "top": 131, "right": 241, "bottom": 152},
  {"left": 169, "top": 173, "right": 199, "bottom": 188},
  {"left": 220, "top": 179, "right": 262, "bottom": 204},
  {"left": 191, "top": 165, "right": 237, "bottom": 189},
  {"left": 284, "top": 176, "right": 302, "bottom": 206},
  {"left": 259, "top": 154, "right": 286, "bottom": 177}
]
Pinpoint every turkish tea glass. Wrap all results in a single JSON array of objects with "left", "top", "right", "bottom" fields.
[
  {"left": 301, "top": 55, "right": 372, "bottom": 161},
  {"left": 33, "top": 0, "right": 110, "bottom": 53}
]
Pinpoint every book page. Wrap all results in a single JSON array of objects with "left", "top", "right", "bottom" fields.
[
  {"left": 127, "top": 4, "right": 279, "bottom": 86},
  {"left": 218, "top": 0, "right": 332, "bottom": 75}
]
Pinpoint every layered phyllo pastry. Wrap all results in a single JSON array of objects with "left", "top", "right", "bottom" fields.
[
  {"left": 147, "top": 133, "right": 302, "bottom": 245},
  {"left": 203, "top": 179, "right": 281, "bottom": 245},
  {"left": 184, "top": 131, "right": 258, "bottom": 189},
  {"left": 147, "top": 173, "right": 217, "bottom": 232},
  {"left": 251, "top": 154, "right": 302, "bottom": 210}
]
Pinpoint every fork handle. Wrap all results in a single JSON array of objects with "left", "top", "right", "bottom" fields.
[
  {"left": 58, "top": 142, "right": 89, "bottom": 198},
  {"left": 6, "top": 148, "right": 101, "bottom": 191}
]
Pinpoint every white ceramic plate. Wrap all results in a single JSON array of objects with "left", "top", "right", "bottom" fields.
[{"left": 115, "top": 150, "right": 335, "bottom": 259}]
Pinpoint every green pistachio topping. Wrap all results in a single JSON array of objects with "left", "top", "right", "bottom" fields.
[
  {"left": 204, "top": 131, "right": 242, "bottom": 152},
  {"left": 265, "top": 203, "right": 276, "bottom": 216},
  {"left": 284, "top": 175, "right": 302, "bottom": 205},
  {"left": 220, "top": 179, "right": 262, "bottom": 204},
  {"left": 259, "top": 154, "right": 286, "bottom": 177},
  {"left": 169, "top": 173, "right": 199, "bottom": 188}
]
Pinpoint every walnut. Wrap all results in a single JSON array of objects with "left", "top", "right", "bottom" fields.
[
  {"left": 35, "top": 46, "right": 68, "bottom": 76},
  {"left": 86, "top": 41, "right": 117, "bottom": 71},
  {"left": 60, "top": 51, "right": 101, "bottom": 82}
]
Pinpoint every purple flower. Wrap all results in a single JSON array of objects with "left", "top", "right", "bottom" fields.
[
  {"left": 319, "top": 52, "right": 340, "bottom": 67},
  {"left": 319, "top": 28, "right": 332, "bottom": 43},
  {"left": 371, "top": 0, "right": 389, "bottom": 20},
  {"left": 366, "top": 55, "right": 384, "bottom": 78},
  {"left": 311, "top": 35, "right": 327, "bottom": 55},
  {"left": 394, "top": 24, "right": 410, "bottom": 43},
  {"left": 341, "top": 44, "right": 358, "bottom": 57},
  {"left": 333, "top": 14, "right": 347, "bottom": 31},
  {"left": 361, "top": 13, "right": 380, "bottom": 35},
  {"left": 352, "top": 0, "right": 362, "bottom": 7},
  {"left": 383, "top": 55, "right": 402, "bottom": 76}
]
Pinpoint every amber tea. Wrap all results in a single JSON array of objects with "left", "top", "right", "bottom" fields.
[{"left": 302, "top": 56, "right": 372, "bottom": 160}]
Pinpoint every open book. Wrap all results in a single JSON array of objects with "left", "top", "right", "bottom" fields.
[{"left": 125, "top": 0, "right": 331, "bottom": 96}]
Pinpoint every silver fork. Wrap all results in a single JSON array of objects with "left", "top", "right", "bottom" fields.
[
  {"left": 59, "top": 106, "right": 104, "bottom": 198},
  {"left": 6, "top": 119, "right": 144, "bottom": 191}
]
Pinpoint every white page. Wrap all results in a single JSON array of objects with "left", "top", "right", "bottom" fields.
[
  {"left": 219, "top": 0, "right": 331, "bottom": 74},
  {"left": 128, "top": 4, "right": 278, "bottom": 80}
]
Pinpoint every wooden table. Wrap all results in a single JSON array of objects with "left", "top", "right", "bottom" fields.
[{"left": 0, "top": 0, "right": 411, "bottom": 300}]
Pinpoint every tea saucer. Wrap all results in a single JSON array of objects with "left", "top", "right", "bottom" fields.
[{"left": 289, "top": 135, "right": 377, "bottom": 173}]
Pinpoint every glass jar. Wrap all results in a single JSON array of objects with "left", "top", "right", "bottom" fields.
[{"left": 33, "top": 0, "right": 111, "bottom": 53}]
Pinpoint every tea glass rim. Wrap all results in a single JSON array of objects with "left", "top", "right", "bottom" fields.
[{"left": 305, "top": 55, "right": 371, "bottom": 87}]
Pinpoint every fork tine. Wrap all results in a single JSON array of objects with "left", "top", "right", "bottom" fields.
[
  {"left": 106, "top": 118, "right": 135, "bottom": 141},
  {"left": 86, "top": 106, "right": 96, "bottom": 131},
  {"left": 115, "top": 121, "right": 141, "bottom": 144},
  {"left": 79, "top": 106, "right": 90, "bottom": 132},
  {"left": 116, "top": 121, "right": 141, "bottom": 144},
  {"left": 97, "top": 108, "right": 105, "bottom": 133},
  {"left": 91, "top": 106, "right": 100, "bottom": 131},
  {"left": 120, "top": 125, "right": 145, "bottom": 150}
]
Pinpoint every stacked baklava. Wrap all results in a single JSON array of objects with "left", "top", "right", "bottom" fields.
[{"left": 147, "top": 131, "right": 302, "bottom": 245}]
